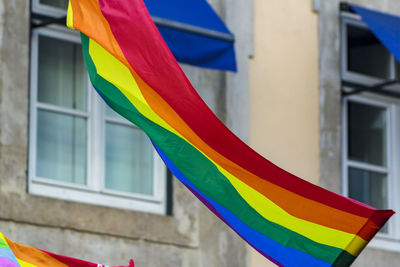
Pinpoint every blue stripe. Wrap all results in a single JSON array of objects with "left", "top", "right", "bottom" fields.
[
  {"left": 0, "top": 247, "right": 20, "bottom": 266},
  {"left": 153, "top": 142, "right": 331, "bottom": 267}
]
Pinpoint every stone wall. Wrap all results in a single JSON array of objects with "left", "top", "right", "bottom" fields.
[{"left": 0, "top": 0, "right": 252, "bottom": 266}]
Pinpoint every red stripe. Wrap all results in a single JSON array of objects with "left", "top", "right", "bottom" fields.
[
  {"left": 39, "top": 250, "right": 98, "bottom": 267},
  {"left": 97, "top": 0, "right": 393, "bottom": 223}
]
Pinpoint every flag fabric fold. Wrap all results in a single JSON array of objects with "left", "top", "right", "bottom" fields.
[
  {"left": 67, "top": 0, "right": 395, "bottom": 266},
  {"left": 0, "top": 233, "right": 134, "bottom": 267}
]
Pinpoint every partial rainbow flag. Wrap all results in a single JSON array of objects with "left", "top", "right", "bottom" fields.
[
  {"left": 66, "top": 0, "right": 395, "bottom": 266},
  {"left": 0, "top": 232, "right": 134, "bottom": 267}
]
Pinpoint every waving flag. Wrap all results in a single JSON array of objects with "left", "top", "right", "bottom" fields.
[
  {"left": 0, "top": 233, "right": 134, "bottom": 267},
  {"left": 66, "top": 0, "right": 394, "bottom": 266}
]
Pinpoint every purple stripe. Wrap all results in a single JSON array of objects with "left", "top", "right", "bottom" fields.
[
  {"left": 0, "top": 257, "right": 20, "bottom": 267},
  {"left": 152, "top": 141, "right": 283, "bottom": 266}
]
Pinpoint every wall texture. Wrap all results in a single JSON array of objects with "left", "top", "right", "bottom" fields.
[
  {"left": 0, "top": 0, "right": 252, "bottom": 266},
  {"left": 318, "top": 0, "right": 400, "bottom": 265},
  {"left": 249, "top": 0, "right": 319, "bottom": 266},
  {"left": 249, "top": 0, "right": 320, "bottom": 183}
]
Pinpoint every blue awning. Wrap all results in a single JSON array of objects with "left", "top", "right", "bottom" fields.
[
  {"left": 143, "top": 0, "right": 236, "bottom": 72},
  {"left": 350, "top": 4, "right": 400, "bottom": 64}
]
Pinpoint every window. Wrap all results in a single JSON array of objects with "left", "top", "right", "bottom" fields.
[
  {"left": 342, "top": 96, "right": 397, "bottom": 234},
  {"left": 341, "top": 14, "right": 399, "bottom": 85},
  {"left": 29, "top": 3, "right": 167, "bottom": 214},
  {"left": 31, "top": 0, "right": 68, "bottom": 18},
  {"left": 341, "top": 12, "right": 400, "bottom": 248}
]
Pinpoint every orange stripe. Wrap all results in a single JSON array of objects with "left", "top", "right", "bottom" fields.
[
  {"left": 70, "top": 0, "right": 130, "bottom": 67},
  {"left": 134, "top": 71, "right": 378, "bottom": 240},
  {"left": 4, "top": 236, "right": 67, "bottom": 267},
  {"left": 70, "top": 0, "right": 379, "bottom": 239}
]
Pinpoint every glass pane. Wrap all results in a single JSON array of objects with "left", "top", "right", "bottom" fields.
[
  {"left": 105, "top": 104, "right": 123, "bottom": 120},
  {"left": 348, "top": 167, "right": 388, "bottom": 232},
  {"left": 105, "top": 122, "right": 154, "bottom": 195},
  {"left": 38, "top": 35, "right": 87, "bottom": 111},
  {"left": 36, "top": 110, "right": 87, "bottom": 184},
  {"left": 348, "top": 101, "right": 387, "bottom": 166},
  {"left": 347, "top": 25, "right": 391, "bottom": 79},
  {"left": 397, "top": 61, "right": 400, "bottom": 80},
  {"left": 40, "top": 0, "right": 68, "bottom": 10}
]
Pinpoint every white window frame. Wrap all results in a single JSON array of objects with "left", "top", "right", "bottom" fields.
[
  {"left": 342, "top": 94, "right": 400, "bottom": 251},
  {"left": 341, "top": 11, "right": 400, "bottom": 251},
  {"left": 340, "top": 12, "right": 398, "bottom": 86},
  {"left": 31, "top": 0, "right": 67, "bottom": 18},
  {"left": 29, "top": 25, "right": 167, "bottom": 215}
]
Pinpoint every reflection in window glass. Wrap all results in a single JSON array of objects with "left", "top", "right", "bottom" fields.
[
  {"left": 348, "top": 167, "right": 387, "bottom": 209},
  {"left": 36, "top": 110, "right": 87, "bottom": 184},
  {"left": 105, "top": 122, "right": 154, "bottom": 195},
  {"left": 347, "top": 25, "right": 391, "bottom": 79},
  {"left": 30, "top": 24, "right": 165, "bottom": 212},
  {"left": 397, "top": 61, "right": 400, "bottom": 80},
  {"left": 40, "top": 0, "right": 68, "bottom": 10},
  {"left": 105, "top": 104, "right": 124, "bottom": 120},
  {"left": 38, "top": 36, "right": 87, "bottom": 111},
  {"left": 348, "top": 167, "right": 388, "bottom": 232},
  {"left": 348, "top": 101, "right": 387, "bottom": 166}
]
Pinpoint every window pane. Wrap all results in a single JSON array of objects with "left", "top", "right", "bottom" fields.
[
  {"left": 38, "top": 36, "right": 87, "bottom": 111},
  {"left": 105, "top": 122, "right": 154, "bottom": 195},
  {"left": 348, "top": 167, "right": 388, "bottom": 232},
  {"left": 105, "top": 104, "right": 123, "bottom": 120},
  {"left": 36, "top": 110, "right": 87, "bottom": 184},
  {"left": 397, "top": 61, "right": 400, "bottom": 80},
  {"left": 347, "top": 25, "right": 391, "bottom": 79},
  {"left": 348, "top": 101, "right": 387, "bottom": 166},
  {"left": 40, "top": 0, "right": 68, "bottom": 10}
]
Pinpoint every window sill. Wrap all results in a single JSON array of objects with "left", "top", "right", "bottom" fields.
[
  {"left": 29, "top": 179, "right": 166, "bottom": 215},
  {"left": 32, "top": 2, "right": 67, "bottom": 18},
  {"left": 368, "top": 236, "right": 400, "bottom": 253}
]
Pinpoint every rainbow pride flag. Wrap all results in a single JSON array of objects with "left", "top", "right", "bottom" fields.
[
  {"left": 66, "top": 0, "right": 394, "bottom": 266},
  {"left": 0, "top": 233, "right": 134, "bottom": 267}
]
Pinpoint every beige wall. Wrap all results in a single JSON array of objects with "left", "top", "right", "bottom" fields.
[{"left": 248, "top": 0, "right": 319, "bottom": 266}]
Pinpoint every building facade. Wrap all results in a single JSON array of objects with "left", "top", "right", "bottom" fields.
[
  {"left": 249, "top": 0, "right": 319, "bottom": 265},
  {"left": 319, "top": 1, "right": 400, "bottom": 266},
  {"left": 249, "top": 0, "right": 400, "bottom": 266},
  {"left": 0, "top": 0, "right": 252, "bottom": 266},
  {"left": 2, "top": 0, "right": 400, "bottom": 266}
]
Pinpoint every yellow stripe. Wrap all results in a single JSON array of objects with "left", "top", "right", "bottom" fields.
[
  {"left": 67, "top": 1, "right": 75, "bottom": 29},
  {"left": 0, "top": 233, "right": 7, "bottom": 246},
  {"left": 17, "top": 259, "right": 36, "bottom": 267},
  {"left": 222, "top": 168, "right": 366, "bottom": 256},
  {"left": 89, "top": 39, "right": 179, "bottom": 136},
  {"left": 0, "top": 233, "right": 34, "bottom": 266},
  {"left": 88, "top": 39, "right": 366, "bottom": 256}
]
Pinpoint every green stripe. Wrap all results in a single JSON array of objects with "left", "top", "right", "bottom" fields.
[
  {"left": 333, "top": 250, "right": 357, "bottom": 267},
  {"left": 81, "top": 34, "right": 355, "bottom": 265},
  {"left": 0, "top": 237, "right": 8, "bottom": 249}
]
